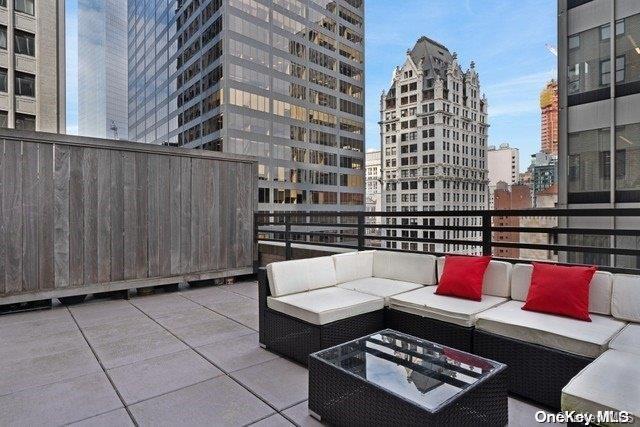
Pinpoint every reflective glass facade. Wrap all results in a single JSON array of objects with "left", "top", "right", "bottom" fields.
[
  {"left": 127, "top": 0, "right": 365, "bottom": 213},
  {"left": 78, "top": 0, "right": 128, "bottom": 139}
]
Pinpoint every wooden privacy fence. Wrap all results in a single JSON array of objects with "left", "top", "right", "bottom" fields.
[{"left": 0, "top": 130, "right": 257, "bottom": 304}]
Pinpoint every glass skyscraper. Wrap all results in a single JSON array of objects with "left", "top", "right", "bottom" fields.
[
  {"left": 127, "top": 0, "right": 365, "bottom": 215},
  {"left": 78, "top": 0, "right": 128, "bottom": 139}
]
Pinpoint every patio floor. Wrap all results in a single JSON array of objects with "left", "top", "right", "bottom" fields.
[{"left": 0, "top": 280, "right": 561, "bottom": 426}]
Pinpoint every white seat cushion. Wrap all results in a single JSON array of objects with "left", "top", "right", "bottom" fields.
[
  {"left": 337, "top": 277, "right": 423, "bottom": 304},
  {"left": 373, "top": 251, "right": 437, "bottom": 285},
  {"left": 332, "top": 251, "right": 375, "bottom": 284},
  {"left": 510, "top": 263, "right": 613, "bottom": 315},
  {"left": 562, "top": 350, "right": 640, "bottom": 422},
  {"left": 437, "top": 257, "right": 512, "bottom": 298},
  {"left": 388, "top": 286, "right": 508, "bottom": 327},
  {"left": 266, "top": 256, "right": 337, "bottom": 297},
  {"left": 609, "top": 324, "right": 640, "bottom": 355},
  {"left": 267, "top": 287, "right": 384, "bottom": 325},
  {"left": 612, "top": 274, "right": 640, "bottom": 322},
  {"left": 476, "top": 300, "right": 625, "bottom": 358}
]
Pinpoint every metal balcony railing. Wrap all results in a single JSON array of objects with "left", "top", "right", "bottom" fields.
[{"left": 255, "top": 208, "right": 640, "bottom": 275}]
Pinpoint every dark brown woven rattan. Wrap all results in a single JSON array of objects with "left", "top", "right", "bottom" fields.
[
  {"left": 308, "top": 331, "right": 508, "bottom": 426},
  {"left": 258, "top": 269, "right": 385, "bottom": 365},
  {"left": 473, "top": 329, "right": 594, "bottom": 410},
  {"left": 386, "top": 308, "right": 473, "bottom": 352}
]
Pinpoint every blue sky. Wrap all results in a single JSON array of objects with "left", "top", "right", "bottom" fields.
[{"left": 364, "top": 0, "right": 557, "bottom": 171}]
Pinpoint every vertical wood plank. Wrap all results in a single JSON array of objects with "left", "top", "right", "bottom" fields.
[
  {"left": 110, "top": 151, "right": 124, "bottom": 282},
  {"left": 123, "top": 151, "right": 137, "bottom": 280},
  {"left": 199, "top": 159, "right": 211, "bottom": 271},
  {"left": 135, "top": 153, "right": 149, "bottom": 278},
  {"left": 96, "top": 149, "right": 111, "bottom": 283},
  {"left": 54, "top": 145, "right": 70, "bottom": 288},
  {"left": 236, "top": 163, "right": 252, "bottom": 267},
  {"left": 179, "top": 157, "right": 191, "bottom": 274},
  {"left": 211, "top": 160, "right": 220, "bottom": 270},
  {"left": 4, "top": 140, "right": 22, "bottom": 293},
  {"left": 190, "top": 159, "right": 201, "bottom": 271},
  {"left": 82, "top": 148, "right": 98, "bottom": 285},
  {"left": 38, "top": 144, "right": 55, "bottom": 290},
  {"left": 22, "top": 142, "right": 39, "bottom": 292},
  {"left": 227, "top": 163, "right": 237, "bottom": 269},
  {"left": 158, "top": 155, "right": 172, "bottom": 277},
  {"left": 147, "top": 154, "right": 159, "bottom": 278},
  {"left": 68, "top": 146, "right": 84, "bottom": 286},
  {"left": 169, "top": 156, "right": 181, "bottom": 275},
  {"left": 218, "top": 161, "right": 229, "bottom": 270}
]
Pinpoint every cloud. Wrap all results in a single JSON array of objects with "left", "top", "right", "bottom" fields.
[{"left": 484, "top": 68, "right": 557, "bottom": 117}]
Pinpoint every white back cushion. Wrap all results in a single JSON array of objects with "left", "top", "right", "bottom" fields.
[
  {"left": 510, "top": 263, "right": 612, "bottom": 315},
  {"left": 436, "top": 257, "right": 512, "bottom": 298},
  {"left": 332, "top": 251, "right": 374, "bottom": 284},
  {"left": 266, "top": 256, "right": 337, "bottom": 297},
  {"left": 612, "top": 274, "right": 640, "bottom": 322},
  {"left": 373, "top": 251, "right": 437, "bottom": 285}
]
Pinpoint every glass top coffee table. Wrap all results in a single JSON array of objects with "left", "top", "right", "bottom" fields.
[{"left": 308, "top": 329, "right": 507, "bottom": 426}]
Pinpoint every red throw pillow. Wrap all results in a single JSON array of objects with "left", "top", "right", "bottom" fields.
[
  {"left": 522, "top": 263, "right": 596, "bottom": 321},
  {"left": 435, "top": 255, "right": 491, "bottom": 301}
]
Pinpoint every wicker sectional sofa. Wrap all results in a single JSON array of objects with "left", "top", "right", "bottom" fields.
[
  {"left": 259, "top": 251, "right": 640, "bottom": 416},
  {"left": 258, "top": 250, "right": 437, "bottom": 364}
]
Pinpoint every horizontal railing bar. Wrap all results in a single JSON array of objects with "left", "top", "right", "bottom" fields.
[
  {"left": 260, "top": 230, "right": 482, "bottom": 246},
  {"left": 491, "top": 227, "right": 640, "bottom": 236},
  {"left": 491, "top": 241, "right": 640, "bottom": 256},
  {"left": 256, "top": 208, "right": 640, "bottom": 217},
  {"left": 490, "top": 256, "right": 640, "bottom": 276},
  {"left": 257, "top": 238, "right": 358, "bottom": 251}
]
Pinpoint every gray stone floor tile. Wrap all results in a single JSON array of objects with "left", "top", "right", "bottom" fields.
[
  {"left": 0, "top": 329, "right": 87, "bottom": 363},
  {"left": 0, "top": 316, "right": 78, "bottom": 344},
  {"left": 251, "top": 414, "right": 294, "bottom": 426},
  {"left": 81, "top": 316, "right": 164, "bottom": 346},
  {"left": 225, "top": 281, "right": 258, "bottom": 300},
  {"left": 200, "top": 296, "right": 259, "bottom": 330},
  {"left": 128, "top": 375, "right": 274, "bottom": 427},
  {"left": 70, "top": 302, "right": 146, "bottom": 328},
  {"left": 0, "top": 346, "right": 102, "bottom": 396},
  {"left": 281, "top": 402, "right": 325, "bottom": 427},
  {"left": 181, "top": 286, "right": 249, "bottom": 307},
  {"left": 0, "top": 372, "right": 122, "bottom": 426},
  {"left": 68, "top": 409, "right": 134, "bottom": 427},
  {"left": 108, "top": 349, "right": 223, "bottom": 405},
  {"left": 508, "top": 397, "right": 560, "bottom": 427},
  {"left": 153, "top": 306, "right": 224, "bottom": 329},
  {"left": 92, "top": 330, "right": 188, "bottom": 369},
  {"left": 130, "top": 294, "right": 201, "bottom": 317},
  {"left": 167, "top": 316, "right": 254, "bottom": 347},
  {"left": 231, "top": 358, "right": 308, "bottom": 411},
  {"left": 0, "top": 306, "right": 71, "bottom": 327},
  {"left": 197, "top": 332, "right": 278, "bottom": 373}
]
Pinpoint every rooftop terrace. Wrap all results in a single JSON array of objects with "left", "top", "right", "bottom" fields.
[{"left": 0, "top": 281, "right": 558, "bottom": 426}]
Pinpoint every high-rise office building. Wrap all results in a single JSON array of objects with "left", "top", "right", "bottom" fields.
[
  {"left": 127, "top": 0, "right": 365, "bottom": 216},
  {"left": 487, "top": 143, "right": 519, "bottom": 209},
  {"left": 380, "top": 37, "right": 488, "bottom": 253},
  {"left": 558, "top": 0, "right": 640, "bottom": 268},
  {"left": 365, "top": 149, "right": 381, "bottom": 213},
  {"left": 540, "top": 79, "right": 558, "bottom": 155},
  {"left": 77, "top": 0, "right": 128, "bottom": 139},
  {"left": 0, "top": 0, "right": 65, "bottom": 132}
]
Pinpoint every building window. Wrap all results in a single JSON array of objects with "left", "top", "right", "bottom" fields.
[
  {"left": 14, "top": 0, "right": 34, "bottom": 15},
  {"left": 0, "top": 26, "right": 6, "bottom": 50},
  {"left": 15, "top": 72, "right": 35, "bottom": 97},
  {"left": 0, "top": 68, "right": 6, "bottom": 92},
  {"left": 15, "top": 113, "right": 35, "bottom": 130},
  {"left": 14, "top": 30, "right": 35, "bottom": 56},
  {"left": 568, "top": 128, "right": 610, "bottom": 202},
  {"left": 568, "top": 25, "right": 610, "bottom": 95},
  {"left": 615, "top": 122, "right": 640, "bottom": 201},
  {"left": 615, "top": 13, "right": 640, "bottom": 90},
  {"left": 0, "top": 111, "right": 7, "bottom": 128}
]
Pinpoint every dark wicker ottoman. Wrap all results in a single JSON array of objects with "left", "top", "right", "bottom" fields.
[{"left": 309, "top": 329, "right": 508, "bottom": 426}]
